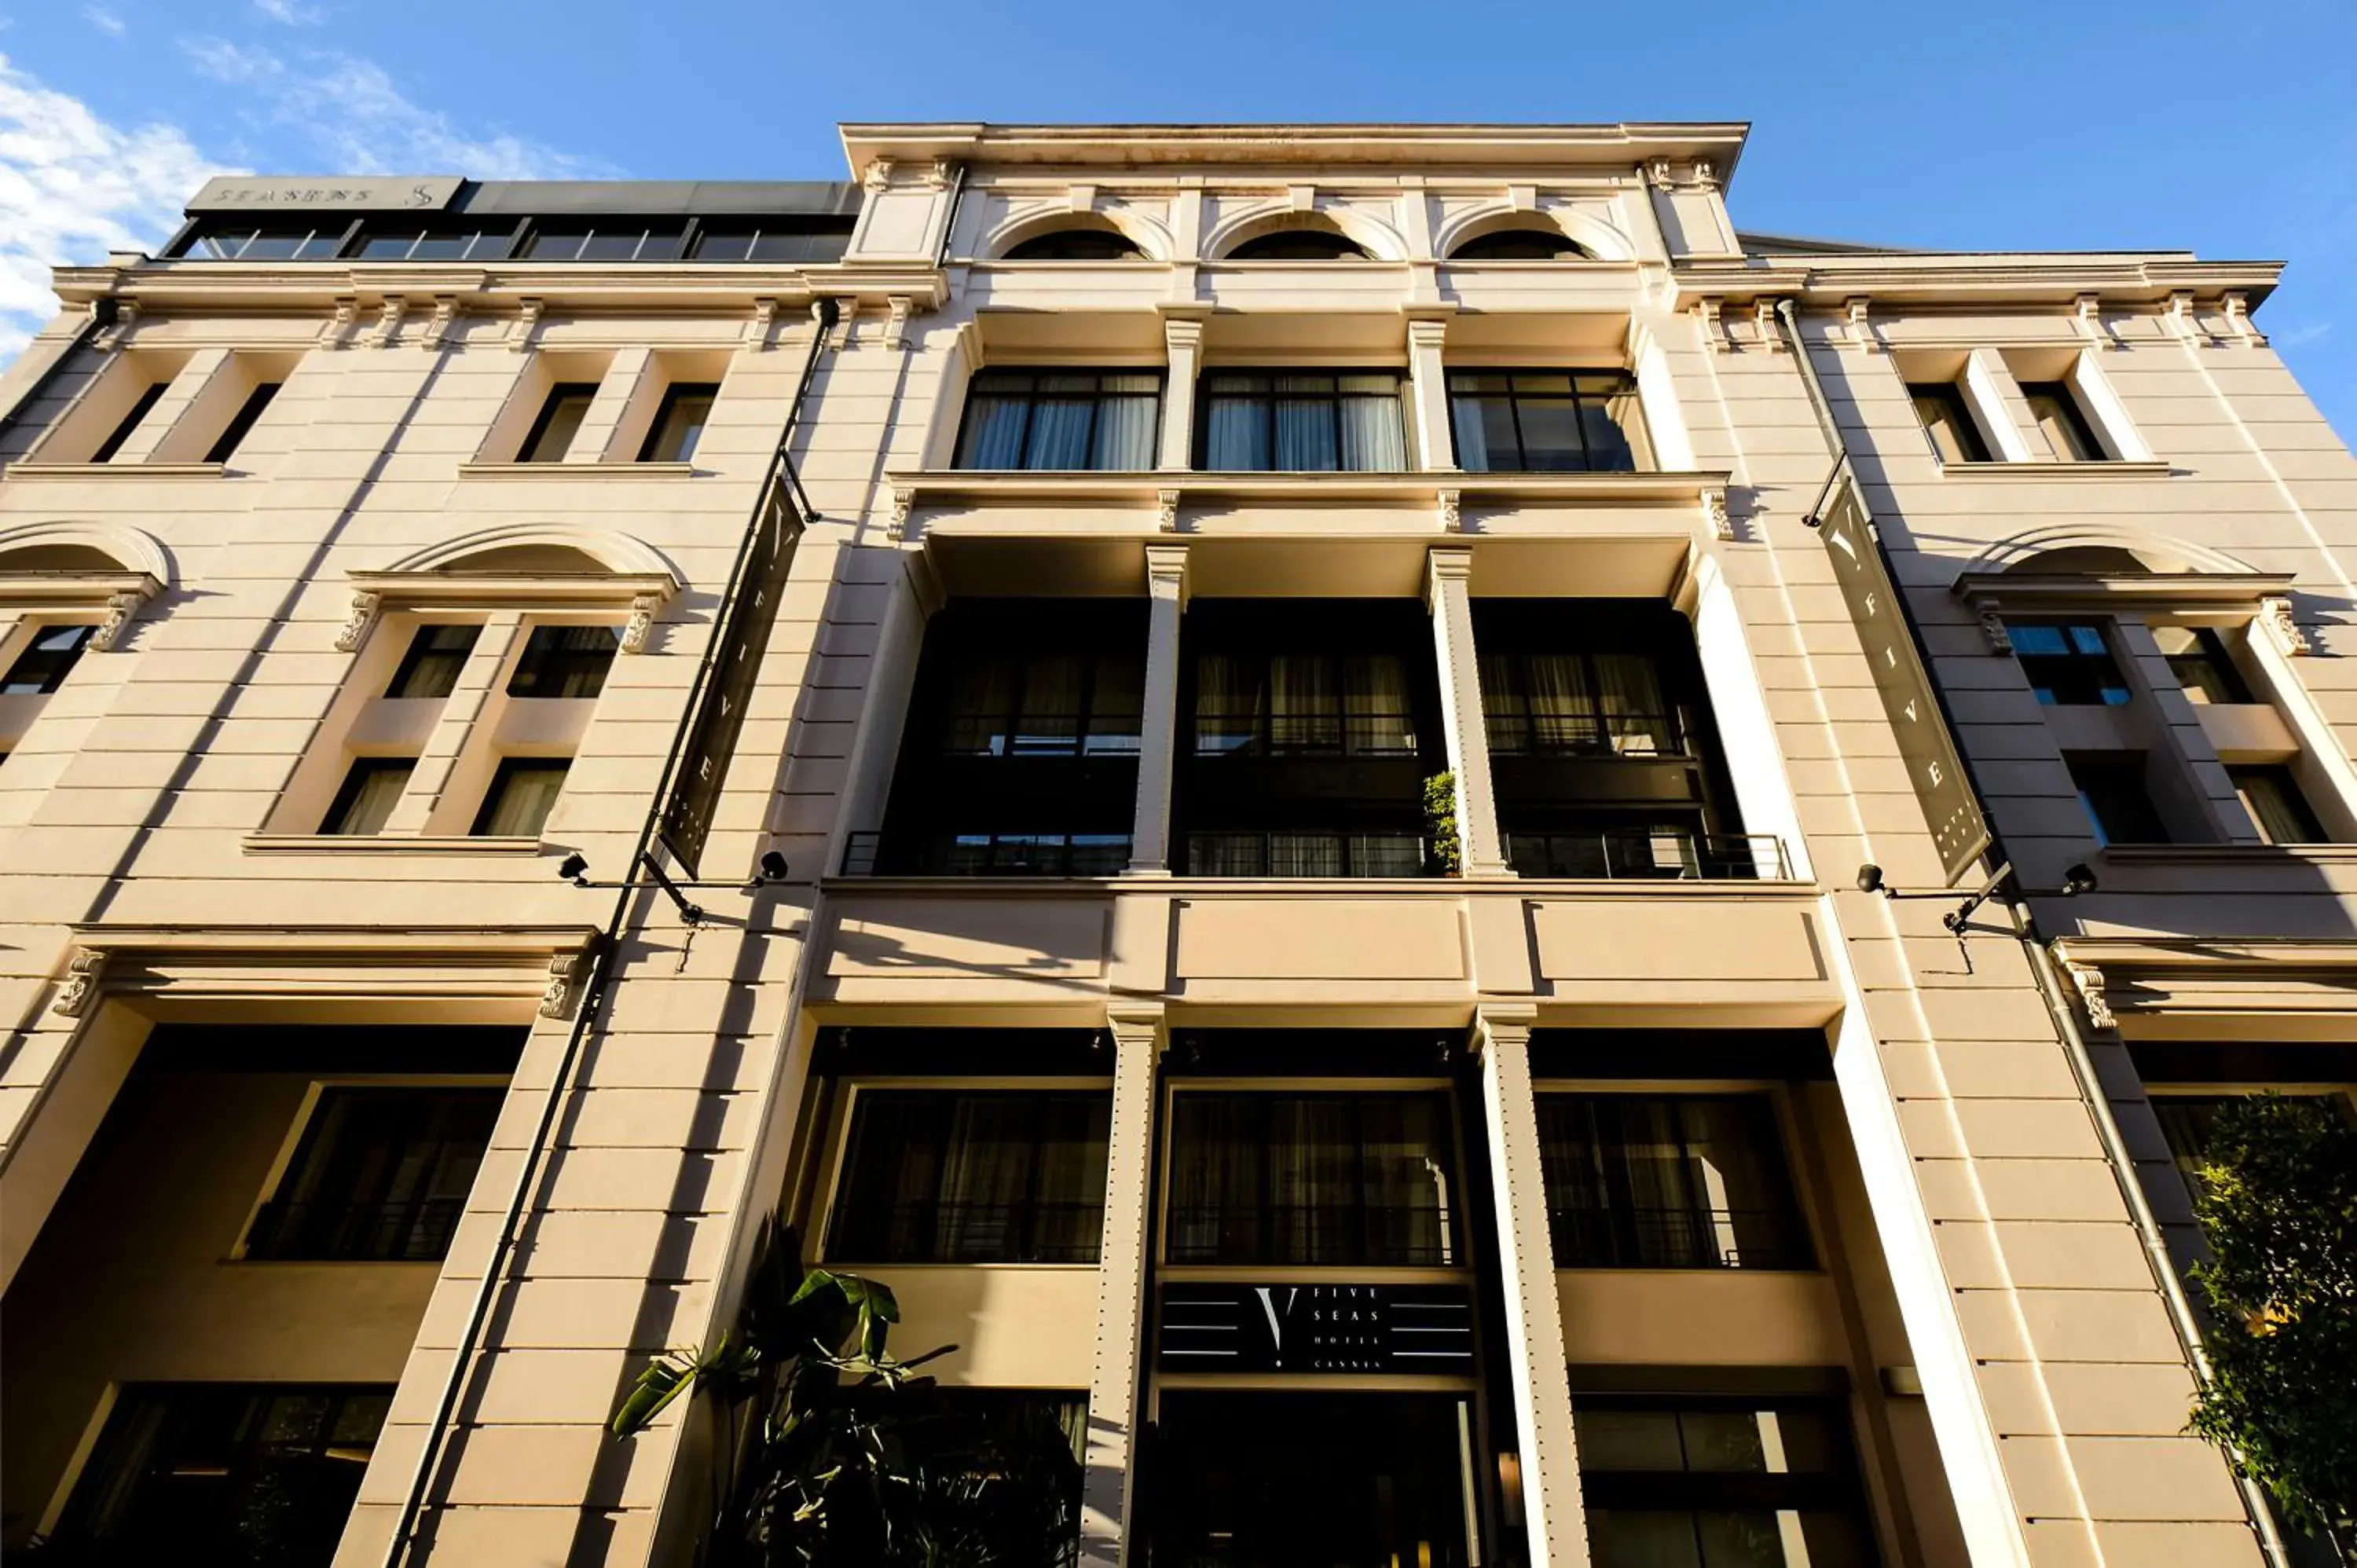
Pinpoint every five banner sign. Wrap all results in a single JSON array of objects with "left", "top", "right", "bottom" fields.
[
  {"left": 1156, "top": 1282, "right": 1475, "bottom": 1375},
  {"left": 1813, "top": 467, "right": 1992, "bottom": 885}
]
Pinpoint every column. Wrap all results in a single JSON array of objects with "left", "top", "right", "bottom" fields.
[
  {"left": 1427, "top": 548, "right": 1510, "bottom": 877},
  {"left": 1081, "top": 1003, "right": 1164, "bottom": 1566},
  {"left": 1127, "top": 544, "right": 1189, "bottom": 874},
  {"left": 1475, "top": 1006, "right": 1589, "bottom": 1568},
  {"left": 1157, "top": 315, "right": 1204, "bottom": 470},
  {"left": 1406, "top": 317, "right": 1456, "bottom": 471}
]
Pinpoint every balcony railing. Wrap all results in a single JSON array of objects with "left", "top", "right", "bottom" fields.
[
  {"left": 841, "top": 830, "right": 1133, "bottom": 877},
  {"left": 1164, "top": 1202, "right": 1457, "bottom": 1268},
  {"left": 242, "top": 1196, "right": 464, "bottom": 1262},
  {"left": 1485, "top": 709, "right": 1686, "bottom": 758},
  {"left": 1505, "top": 830, "right": 1789, "bottom": 881},
  {"left": 1548, "top": 1202, "right": 1809, "bottom": 1270},
  {"left": 942, "top": 712, "right": 1142, "bottom": 758},
  {"left": 1183, "top": 830, "right": 1431, "bottom": 878},
  {"left": 828, "top": 1199, "right": 1107, "bottom": 1266}
]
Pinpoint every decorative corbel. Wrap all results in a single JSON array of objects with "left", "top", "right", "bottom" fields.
[
  {"left": 96, "top": 300, "right": 141, "bottom": 350},
  {"left": 2062, "top": 961, "right": 2114, "bottom": 1031},
  {"left": 1700, "top": 486, "right": 1734, "bottom": 542},
  {"left": 2259, "top": 596, "right": 2310, "bottom": 656},
  {"left": 540, "top": 948, "right": 595, "bottom": 1020},
  {"left": 831, "top": 299, "right": 860, "bottom": 351},
  {"left": 743, "top": 297, "right": 778, "bottom": 351},
  {"left": 2220, "top": 292, "right": 2265, "bottom": 347},
  {"left": 2074, "top": 293, "right": 2117, "bottom": 351},
  {"left": 417, "top": 295, "right": 460, "bottom": 350},
  {"left": 89, "top": 589, "right": 149, "bottom": 652},
  {"left": 1693, "top": 298, "right": 1729, "bottom": 354},
  {"left": 1436, "top": 489, "right": 1462, "bottom": 533},
  {"left": 1978, "top": 609, "right": 2013, "bottom": 654},
  {"left": 1844, "top": 297, "right": 1877, "bottom": 354},
  {"left": 882, "top": 295, "right": 914, "bottom": 351},
  {"left": 1646, "top": 157, "right": 1675, "bottom": 189},
  {"left": 1505, "top": 183, "right": 1538, "bottom": 213},
  {"left": 926, "top": 158, "right": 955, "bottom": 192},
  {"left": 1754, "top": 299, "right": 1784, "bottom": 352},
  {"left": 508, "top": 298, "right": 544, "bottom": 353},
  {"left": 319, "top": 298, "right": 359, "bottom": 350},
  {"left": 368, "top": 294, "right": 409, "bottom": 349},
  {"left": 887, "top": 487, "right": 915, "bottom": 541},
  {"left": 1157, "top": 489, "right": 1182, "bottom": 533},
  {"left": 1692, "top": 159, "right": 1718, "bottom": 192},
  {"left": 52, "top": 947, "right": 105, "bottom": 1018},
  {"left": 335, "top": 591, "right": 382, "bottom": 654},
  {"left": 621, "top": 591, "right": 664, "bottom": 654},
  {"left": 2163, "top": 290, "right": 2207, "bottom": 346},
  {"left": 863, "top": 158, "right": 895, "bottom": 193}
]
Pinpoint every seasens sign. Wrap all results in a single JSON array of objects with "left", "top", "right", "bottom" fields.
[
  {"left": 189, "top": 176, "right": 463, "bottom": 213},
  {"left": 1157, "top": 1282, "right": 1474, "bottom": 1374}
]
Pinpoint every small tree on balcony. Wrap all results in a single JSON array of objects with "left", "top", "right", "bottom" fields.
[{"left": 2184, "top": 1093, "right": 2357, "bottom": 1553}]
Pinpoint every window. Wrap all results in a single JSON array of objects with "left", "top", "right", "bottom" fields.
[
  {"left": 318, "top": 758, "right": 413, "bottom": 835},
  {"left": 471, "top": 757, "right": 570, "bottom": 837},
  {"left": 1199, "top": 371, "right": 1407, "bottom": 471},
  {"left": 181, "top": 222, "right": 348, "bottom": 260},
  {"left": 2231, "top": 765, "right": 2327, "bottom": 844},
  {"left": 954, "top": 370, "right": 1162, "bottom": 471},
  {"left": 1908, "top": 380, "right": 1992, "bottom": 464},
  {"left": 203, "top": 382, "right": 281, "bottom": 463},
  {"left": 353, "top": 224, "right": 510, "bottom": 262},
  {"left": 505, "top": 625, "right": 620, "bottom": 698},
  {"left": 522, "top": 223, "right": 687, "bottom": 262},
  {"left": 517, "top": 382, "right": 599, "bottom": 462},
  {"left": 2069, "top": 754, "right": 2171, "bottom": 846},
  {"left": 1184, "top": 830, "right": 1426, "bottom": 877},
  {"left": 1449, "top": 370, "right": 1650, "bottom": 473},
  {"left": 51, "top": 1384, "right": 390, "bottom": 1566},
  {"left": 2019, "top": 379, "right": 2106, "bottom": 461},
  {"left": 1575, "top": 1398, "right": 1876, "bottom": 1568},
  {"left": 827, "top": 1089, "right": 1110, "bottom": 1263},
  {"left": 383, "top": 624, "right": 482, "bottom": 699},
  {"left": 244, "top": 1086, "right": 501, "bottom": 1260},
  {"left": 1226, "top": 229, "right": 1373, "bottom": 260},
  {"left": 1450, "top": 228, "right": 1586, "bottom": 260},
  {"left": 1164, "top": 1091, "right": 1457, "bottom": 1266},
  {"left": 1003, "top": 229, "right": 1146, "bottom": 260},
  {"left": 2153, "top": 625, "right": 2251, "bottom": 705},
  {"left": 1481, "top": 649, "right": 1677, "bottom": 757},
  {"left": 940, "top": 647, "right": 1144, "bottom": 757},
  {"left": 637, "top": 382, "right": 719, "bottom": 463},
  {"left": 2151, "top": 1092, "right": 2356, "bottom": 1189},
  {"left": 2, "top": 623, "right": 97, "bottom": 694},
  {"left": 688, "top": 224, "right": 854, "bottom": 263},
  {"left": 1538, "top": 1094, "right": 1809, "bottom": 1269},
  {"left": 1193, "top": 650, "right": 1418, "bottom": 757},
  {"left": 2009, "top": 621, "right": 2129, "bottom": 705},
  {"left": 90, "top": 382, "right": 170, "bottom": 463}
]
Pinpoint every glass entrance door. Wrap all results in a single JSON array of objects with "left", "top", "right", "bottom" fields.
[{"left": 1148, "top": 1390, "right": 1480, "bottom": 1567}]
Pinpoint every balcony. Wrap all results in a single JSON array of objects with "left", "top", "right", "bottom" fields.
[
  {"left": 843, "top": 830, "right": 1131, "bottom": 878},
  {"left": 1505, "top": 830, "right": 1788, "bottom": 882}
]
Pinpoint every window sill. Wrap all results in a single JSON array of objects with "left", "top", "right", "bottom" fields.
[
  {"left": 889, "top": 467, "right": 1729, "bottom": 511},
  {"left": 1939, "top": 460, "right": 2172, "bottom": 480},
  {"left": 243, "top": 833, "right": 548, "bottom": 855},
  {"left": 2094, "top": 842, "right": 2357, "bottom": 866},
  {"left": 1, "top": 460, "right": 229, "bottom": 480},
  {"left": 456, "top": 461, "right": 696, "bottom": 479}
]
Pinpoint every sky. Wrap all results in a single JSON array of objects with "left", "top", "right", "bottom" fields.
[{"left": 0, "top": 0, "right": 2350, "bottom": 440}]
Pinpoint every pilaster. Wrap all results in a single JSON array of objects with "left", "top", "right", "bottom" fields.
[
  {"left": 1474, "top": 1007, "right": 1585, "bottom": 1568},
  {"left": 1080, "top": 1003, "right": 1165, "bottom": 1566},
  {"left": 1158, "top": 316, "right": 1204, "bottom": 471},
  {"left": 1406, "top": 317, "right": 1457, "bottom": 472},
  {"left": 1128, "top": 544, "right": 1190, "bottom": 874},
  {"left": 385, "top": 613, "right": 522, "bottom": 833},
  {"left": 1426, "top": 548, "right": 1509, "bottom": 877}
]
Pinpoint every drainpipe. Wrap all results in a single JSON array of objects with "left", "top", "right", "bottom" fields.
[
  {"left": 379, "top": 296, "right": 840, "bottom": 1568},
  {"left": 1771, "top": 297, "right": 2293, "bottom": 1568}
]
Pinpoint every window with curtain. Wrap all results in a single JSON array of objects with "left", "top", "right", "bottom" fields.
[
  {"left": 2229, "top": 765, "right": 2328, "bottom": 844},
  {"left": 1183, "top": 830, "right": 1426, "bottom": 878},
  {"left": 53, "top": 1383, "right": 392, "bottom": 1566},
  {"left": 2151, "top": 625, "right": 2251, "bottom": 705},
  {"left": 1163, "top": 1091, "right": 1457, "bottom": 1266},
  {"left": 1448, "top": 370, "right": 1652, "bottom": 472},
  {"left": 244, "top": 1086, "right": 502, "bottom": 1261},
  {"left": 471, "top": 757, "right": 570, "bottom": 837},
  {"left": 383, "top": 624, "right": 482, "bottom": 700},
  {"left": 1192, "top": 651, "right": 1417, "bottom": 757},
  {"left": 827, "top": 1089, "right": 1112, "bottom": 1264},
  {"left": 318, "top": 758, "right": 415, "bottom": 836},
  {"left": 1908, "top": 380, "right": 1992, "bottom": 463},
  {"left": 1198, "top": 372, "right": 1407, "bottom": 471},
  {"left": 2018, "top": 379, "right": 2106, "bottom": 461},
  {"left": 506, "top": 625, "right": 621, "bottom": 698},
  {"left": 1537, "top": 1094, "right": 1809, "bottom": 1268},
  {"left": 940, "top": 647, "right": 1145, "bottom": 757},
  {"left": 1574, "top": 1398, "right": 1876, "bottom": 1568},
  {"left": 954, "top": 369, "right": 1162, "bottom": 471},
  {"left": 1480, "top": 649, "right": 1677, "bottom": 757}
]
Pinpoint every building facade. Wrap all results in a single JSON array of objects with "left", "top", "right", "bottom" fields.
[{"left": 0, "top": 122, "right": 2351, "bottom": 1568}]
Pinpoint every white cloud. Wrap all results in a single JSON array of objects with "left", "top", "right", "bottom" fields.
[
  {"left": 82, "top": 5, "right": 124, "bottom": 34},
  {"left": 2277, "top": 321, "right": 2333, "bottom": 349},
  {"left": 181, "top": 38, "right": 614, "bottom": 181},
  {"left": 0, "top": 52, "right": 238, "bottom": 363},
  {"left": 252, "top": 0, "right": 324, "bottom": 24}
]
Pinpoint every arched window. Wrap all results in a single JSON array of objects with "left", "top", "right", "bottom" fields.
[
  {"left": 1004, "top": 229, "right": 1147, "bottom": 262},
  {"left": 1450, "top": 228, "right": 1587, "bottom": 262},
  {"left": 1226, "top": 229, "right": 1373, "bottom": 262}
]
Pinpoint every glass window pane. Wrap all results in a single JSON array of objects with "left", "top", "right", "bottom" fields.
[
  {"left": 519, "top": 386, "right": 597, "bottom": 463},
  {"left": 524, "top": 229, "right": 589, "bottom": 260},
  {"left": 507, "top": 625, "right": 620, "bottom": 699},
  {"left": 384, "top": 624, "right": 481, "bottom": 699},
  {"left": 1450, "top": 394, "right": 1498, "bottom": 471},
  {"left": 1092, "top": 392, "right": 1160, "bottom": 469},
  {"left": 471, "top": 759, "right": 569, "bottom": 837},
  {"left": 1274, "top": 387, "right": 1338, "bottom": 471},
  {"left": 2, "top": 622, "right": 99, "bottom": 695},
  {"left": 320, "top": 759, "right": 413, "bottom": 835},
  {"left": 1513, "top": 397, "right": 1585, "bottom": 471},
  {"left": 692, "top": 229, "right": 758, "bottom": 262},
  {"left": 576, "top": 228, "right": 640, "bottom": 261},
  {"left": 957, "top": 390, "right": 1031, "bottom": 468},
  {"left": 640, "top": 385, "right": 717, "bottom": 463},
  {"left": 356, "top": 232, "right": 420, "bottom": 259},
  {"left": 1579, "top": 400, "right": 1639, "bottom": 471},
  {"left": 1204, "top": 392, "right": 1271, "bottom": 469},
  {"left": 1024, "top": 397, "right": 1096, "bottom": 468},
  {"left": 827, "top": 1090, "right": 1110, "bottom": 1264},
  {"left": 1337, "top": 389, "right": 1406, "bottom": 471}
]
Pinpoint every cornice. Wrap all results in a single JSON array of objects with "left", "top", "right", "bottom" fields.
[
  {"left": 1673, "top": 255, "right": 2283, "bottom": 310},
  {"left": 49, "top": 259, "right": 948, "bottom": 313},
  {"left": 1949, "top": 570, "right": 2294, "bottom": 613}
]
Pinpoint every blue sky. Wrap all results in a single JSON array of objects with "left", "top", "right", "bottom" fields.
[{"left": 1, "top": 0, "right": 2350, "bottom": 439}]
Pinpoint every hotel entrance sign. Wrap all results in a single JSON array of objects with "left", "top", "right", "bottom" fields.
[
  {"left": 1810, "top": 466, "right": 1992, "bottom": 885},
  {"left": 1156, "top": 1283, "right": 1474, "bottom": 1375}
]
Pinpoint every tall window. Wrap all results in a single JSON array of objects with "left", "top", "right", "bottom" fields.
[
  {"left": 954, "top": 370, "right": 1161, "bottom": 471},
  {"left": 471, "top": 757, "right": 570, "bottom": 837},
  {"left": 244, "top": 1086, "right": 501, "bottom": 1261},
  {"left": 203, "top": 382, "right": 282, "bottom": 463},
  {"left": 637, "top": 382, "right": 719, "bottom": 463},
  {"left": 941, "top": 647, "right": 1143, "bottom": 757},
  {"left": 1193, "top": 650, "right": 1417, "bottom": 757},
  {"left": 318, "top": 758, "right": 414, "bottom": 835},
  {"left": 1448, "top": 371, "right": 1651, "bottom": 473},
  {"left": 90, "top": 382, "right": 170, "bottom": 463},
  {"left": 2153, "top": 626, "right": 2251, "bottom": 705},
  {"left": 53, "top": 1383, "right": 391, "bottom": 1566},
  {"left": 518, "top": 382, "right": 599, "bottom": 463},
  {"left": 1574, "top": 1398, "right": 1875, "bottom": 1568},
  {"left": 1163, "top": 1091, "right": 1457, "bottom": 1266},
  {"left": 2068, "top": 753, "right": 2170, "bottom": 846},
  {"left": 2231, "top": 765, "right": 2327, "bottom": 844},
  {"left": 2150, "top": 1092, "right": 2356, "bottom": 1189},
  {"left": 1480, "top": 649, "right": 1676, "bottom": 757},
  {"left": 384, "top": 625, "right": 482, "bottom": 700},
  {"left": 826, "top": 1089, "right": 1111, "bottom": 1264},
  {"left": 2009, "top": 621, "right": 2129, "bottom": 705},
  {"left": 1538, "top": 1094, "right": 1809, "bottom": 1269},
  {"left": 1908, "top": 381, "right": 1992, "bottom": 464},
  {"left": 2, "top": 623, "right": 98, "bottom": 694},
  {"left": 1199, "top": 372, "right": 1406, "bottom": 471},
  {"left": 506, "top": 625, "right": 620, "bottom": 698},
  {"left": 2019, "top": 380, "right": 2105, "bottom": 461}
]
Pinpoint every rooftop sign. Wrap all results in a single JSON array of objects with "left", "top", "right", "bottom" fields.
[{"left": 189, "top": 176, "right": 462, "bottom": 213}]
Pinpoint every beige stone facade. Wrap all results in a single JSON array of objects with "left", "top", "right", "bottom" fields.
[{"left": 0, "top": 123, "right": 2351, "bottom": 1568}]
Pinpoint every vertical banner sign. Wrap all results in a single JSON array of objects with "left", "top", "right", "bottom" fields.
[
  {"left": 1814, "top": 470, "right": 1992, "bottom": 885},
  {"left": 657, "top": 466, "right": 804, "bottom": 877}
]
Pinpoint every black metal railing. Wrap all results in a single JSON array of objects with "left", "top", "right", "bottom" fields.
[
  {"left": 1162, "top": 1203, "right": 1456, "bottom": 1268},
  {"left": 1485, "top": 709, "right": 1687, "bottom": 758},
  {"left": 840, "top": 830, "right": 1134, "bottom": 877},
  {"left": 242, "top": 1196, "right": 465, "bottom": 1262},
  {"left": 828, "top": 1199, "right": 1106, "bottom": 1266},
  {"left": 1191, "top": 709, "right": 1420, "bottom": 757},
  {"left": 1505, "top": 830, "right": 1789, "bottom": 881},
  {"left": 1548, "top": 1203, "right": 1808, "bottom": 1269},
  {"left": 1182, "top": 830, "right": 1431, "bottom": 878},
  {"left": 942, "top": 713, "right": 1142, "bottom": 757}
]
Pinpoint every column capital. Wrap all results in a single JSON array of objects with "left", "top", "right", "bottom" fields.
[
  {"left": 1144, "top": 542, "right": 1191, "bottom": 609},
  {"left": 1475, "top": 1003, "right": 1540, "bottom": 1051},
  {"left": 1425, "top": 544, "right": 1474, "bottom": 610},
  {"left": 1105, "top": 1002, "right": 1168, "bottom": 1050},
  {"left": 1406, "top": 316, "right": 1452, "bottom": 350},
  {"left": 1161, "top": 315, "right": 1207, "bottom": 353}
]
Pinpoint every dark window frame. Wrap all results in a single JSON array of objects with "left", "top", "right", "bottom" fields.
[
  {"left": 2018, "top": 378, "right": 2107, "bottom": 461},
  {"left": 470, "top": 757, "right": 572, "bottom": 837},
  {"left": 519, "top": 218, "right": 691, "bottom": 263},
  {"left": 2009, "top": 620, "right": 2132, "bottom": 706},
  {"left": 1536, "top": 1091, "right": 1813, "bottom": 1269},
  {"left": 349, "top": 218, "right": 523, "bottom": 262},
  {"left": 173, "top": 218, "right": 360, "bottom": 260},
  {"left": 1908, "top": 379, "right": 1994, "bottom": 463},
  {"left": 242, "top": 1083, "right": 504, "bottom": 1261},
  {"left": 2230, "top": 763, "right": 2329, "bottom": 845},
  {"left": 2, "top": 622, "right": 99, "bottom": 695},
  {"left": 1446, "top": 368, "right": 1649, "bottom": 473},
  {"left": 90, "top": 381, "right": 171, "bottom": 463},
  {"left": 686, "top": 222, "right": 855, "bottom": 263},
  {"left": 2154, "top": 625, "right": 2253, "bottom": 705},
  {"left": 1195, "top": 369, "right": 1409, "bottom": 472},
  {"left": 383, "top": 623, "right": 482, "bottom": 699},
  {"left": 504, "top": 624, "right": 620, "bottom": 699},
  {"left": 318, "top": 757, "right": 415, "bottom": 835},
  {"left": 203, "top": 382, "right": 283, "bottom": 464},
  {"left": 2068, "top": 753, "right": 2173, "bottom": 846},
  {"left": 953, "top": 368, "right": 1166, "bottom": 471},
  {"left": 636, "top": 381, "right": 721, "bottom": 463},
  {"left": 516, "top": 381, "right": 601, "bottom": 463}
]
